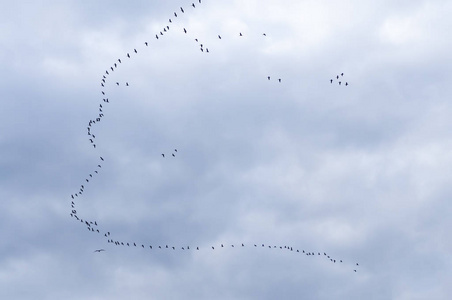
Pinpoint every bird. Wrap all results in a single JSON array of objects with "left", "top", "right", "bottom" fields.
[
  {"left": 330, "top": 79, "right": 333, "bottom": 83},
  {"left": 116, "top": 82, "right": 119, "bottom": 86},
  {"left": 339, "top": 81, "right": 341, "bottom": 85},
  {"left": 267, "top": 76, "right": 270, "bottom": 80},
  {"left": 174, "top": 149, "right": 177, "bottom": 152},
  {"left": 240, "top": 32, "right": 242, "bottom": 36},
  {"left": 337, "top": 75, "right": 339, "bottom": 79},
  {"left": 218, "top": 35, "right": 222, "bottom": 39},
  {"left": 127, "top": 53, "right": 130, "bottom": 58},
  {"left": 169, "top": 19, "right": 172, "bottom": 23},
  {"left": 192, "top": 3, "right": 195, "bottom": 8},
  {"left": 134, "top": 49, "right": 137, "bottom": 53},
  {"left": 94, "top": 249, "right": 105, "bottom": 252},
  {"left": 278, "top": 79, "right": 281, "bottom": 82},
  {"left": 345, "top": 82, "right": 348, "bottom": 86},
  {"left": 161, "top": 154, "right": 165, "bottom": 157},
  {"left": 174, "top": 12, "right": 177, "bottom": 17},
  {"left": 118, "top": 59, "right": 121, "bottom": 63},
  {"left": 126, "top": 82, "right": 129, "bottom": 86},
  {"left": 156, "top": 34, "right": 159, "bottom": 39},
  {"left": 184, "top": 28, "right": 187, "bottom": 33},
  {"left": 172, "top": 153, "right": 175, "bottom": 157},
  {"left": 145, "top": 42, "right": 148, "bottom": 46},
  {"left": 206, "top": 48, "right": 209, "bottom": 53},
  {"left": 263, "top": 33, "right": 267, "bottom": 36},
  {"left": 341, "top": 73, "right": 344, "bottom": 76},
  {"left": 180, "top": 7, "right": 184, "bottom": 13}
]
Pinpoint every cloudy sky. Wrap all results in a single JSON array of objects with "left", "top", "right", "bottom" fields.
[{"left": 1, "top": 0, "right": 451, "bottom": 299}]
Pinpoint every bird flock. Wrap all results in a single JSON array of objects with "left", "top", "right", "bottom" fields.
[{"left": 69, "top": 1, "right": 360, "bottom": 273}]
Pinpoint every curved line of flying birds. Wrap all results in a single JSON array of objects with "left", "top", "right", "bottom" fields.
[{"left": 72, "top": 0, "right": 358, "bottom": 273}]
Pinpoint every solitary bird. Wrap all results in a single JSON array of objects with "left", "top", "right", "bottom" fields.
[
  {"left": 278, "top": 79, "right": 281, "bottom": 82},
  {"left": 162, "top": 154, "right": 165, "bottom": 157},
  {"left": 240, "top": 32, "right": 242, "bottom": 36},
  {"left": 184, "top": 28, "right": 187, "bottom": 33},
  {"left": 134, "top": 49, "right": 137, "bottom": 53},
  {"left": 330, "top": 79, "right": 333, "bottom": 83},
  {"left": 268, "top": 76, "right": 270, "bottom": 80},
  {"left": 145, "top": 42, "right": 148, "bottom": 46},
  {"left": 218, "top": 35, "right": 222, "bottom": 39},
  {"left": 192, "top": 3, "right": 195, "bottom": 8},
  {"left": 127, "top": 53, "right": 130, "bottom": 58},
  {"left": 94, "top": 249, "right": 105, "bottom": 252},
  {"left": 263, "top": 33, "right": 267, "bottom": 36}
]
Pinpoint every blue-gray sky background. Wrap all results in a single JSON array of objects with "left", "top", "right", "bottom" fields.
[{"left": 1, "top": 0, "right": 451, "bottom": 299}]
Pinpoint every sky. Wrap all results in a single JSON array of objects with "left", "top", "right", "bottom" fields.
[{"left": 1, "top": 0, "right": 452, "bottom": 299}]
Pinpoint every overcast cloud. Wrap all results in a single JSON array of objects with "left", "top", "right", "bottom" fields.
[{"left": 1, "top": 0, "right": 451, "bottom": 299}]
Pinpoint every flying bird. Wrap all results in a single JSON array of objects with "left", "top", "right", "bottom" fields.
[
  {"left": 94, "top": 249, "right": 105, "bottom": 252},
  {"left": 180, "top": 7, "right": 184, "bottom": 13},
  {"left": 134, "top": 49, "right": 137, "bottom": 53}
]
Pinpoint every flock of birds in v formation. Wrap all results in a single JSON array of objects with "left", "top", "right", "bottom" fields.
[{"left": 69, "top": 1, "right": 358, "bottom": 273}]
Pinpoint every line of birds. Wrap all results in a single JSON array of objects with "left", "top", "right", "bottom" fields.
[
  {"left": 69, "top": 1, "right": 359, "bottom": 273},
  {"left": 330, "top": 73, "right": 349, "bottom": 86}
]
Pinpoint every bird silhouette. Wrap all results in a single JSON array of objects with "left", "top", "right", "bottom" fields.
[
  {"left": 180, "top": 7, "right": 184, "bottom": 13},
  {"left": 94, "top": 249, "right": 105, "bottom": 252}
]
